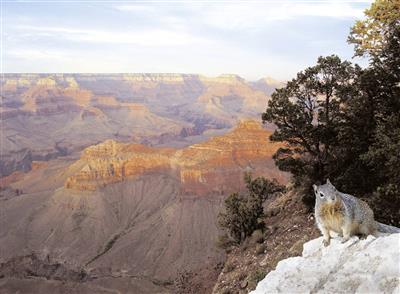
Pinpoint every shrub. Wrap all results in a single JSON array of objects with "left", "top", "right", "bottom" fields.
[
  {"left": 216, "top": 234, "right": 236, "bottom": 251},
  {"left": 255, "top": 243, "right": 266, "bottom": 255},
  {"left": 244, "top": 173, "right": 285, "bottom": 201},
  {"left": 223, "top": 261, "right": 235, "bottom": 273},
  {"left": 367, "top": 184, "right": 400, "bottom": 227},
  {"left": 218, "top": 174, "right": 283, "bottom": 244},
  {"left": 250, "top": 229, "right": 264, "bottom": 244},
  {"left": 248, "top": 269, "right": 266, "bottom": 289},
  {"left": 218, "top": 192, "right": 263, "bottom": 244},
  {"left": 237, "top": 271, "right": 247, "bottom": 281}
]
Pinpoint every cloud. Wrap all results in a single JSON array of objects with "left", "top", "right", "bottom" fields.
[
  {"left": 9, "top": 48, "right": 69, "bottom": 60},
  {"left": 4, "top": 0, "right": 372, "bottom": 78},
  {"left": 12, "top": 25, "right": 205, "bottom": 46},
  {"left": 113, "top": 5, "right": 156, "bottom": 13},
  {"left": 198, "top": 2, "right": 366, "bottom": 30},
  {"left": 111, "top": 2, "right": 367, "bottom": 32}
]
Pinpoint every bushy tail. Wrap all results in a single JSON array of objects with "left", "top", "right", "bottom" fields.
[{"left": 376, "top": 222, "right": 400, "bottom": 234}]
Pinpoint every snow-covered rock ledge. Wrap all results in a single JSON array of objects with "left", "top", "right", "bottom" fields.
[{"left": 251, "top": 233, "right": 400, "bottom": 294}]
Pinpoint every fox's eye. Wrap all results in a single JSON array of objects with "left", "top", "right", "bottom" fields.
[{"left": 319, "top": 192, "right": 324, "bottom": 198}]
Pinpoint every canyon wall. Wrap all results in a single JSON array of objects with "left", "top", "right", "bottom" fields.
[
  {"left": 65, "top": 120, "right": 287, "bottom": 194},
  {"left": 0, "top": 73, "right": 280, "bottom": 178}
]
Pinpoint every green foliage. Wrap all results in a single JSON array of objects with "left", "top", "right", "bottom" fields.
[
  {"left": 248, "top": 269, "right": 266, "bottom": 289},
  {"left": 255, "top": 243, "right": 266, "bottom": 255},
  {"left": 368, "top": 184, "right": 400, "bottom": 226},
  {"left": 218, "top": 192, "right": 263, "bottom": 244},
  {"left": 262, "top": 3, "right": 400, "bottom": 225},
  {"left": 348, "top": 0, "right": 400, "bottom": 57},
  {"left": 218, "top": 174, "right": 282, "bottom": 243},
  {"left": 223, "top": 261, "right": 235, "bottom": 273},
  {"left": 359, "top": 24, "right": 400, "bottom": 225},
  {"left": 244, "top": 172, "right": 285, "bottom": 201},
  {"left": 216, "top": 234, "right": 236, "bottom": 251},
  {"left": 250, "top": 229, "right": 264, "bottom": 244},
  {"left": 344, "top": 23, "right": 400, "bottom": 226},
  {"left": 262, "top": 55, "right": 360, "bottom": 205}
]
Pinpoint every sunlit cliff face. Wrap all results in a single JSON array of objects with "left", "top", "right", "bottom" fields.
[
  {"left": 65, "top": 120, "right": 288, "bottom": 194},
  {"left": 1, "top": 73, "right": 279, "bottom": 178}
]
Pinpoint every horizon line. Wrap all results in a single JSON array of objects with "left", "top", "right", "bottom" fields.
[{"left": 1, "top": 72, "right": 283, "bottom": 82}]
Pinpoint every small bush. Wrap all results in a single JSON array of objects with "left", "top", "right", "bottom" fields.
[
  {"left": 216, "top": 234, "right": 236, "bottom": 250},
  {"left": 255, "top": 243, "right": 266, "bottom": 255},
  {"left": 223, "top": 261, "right": 235, "bottom": 273},
  {"left": 244, "top": 173, "right": 286, "bottom": 201},
  {"left": 240, "top": 238, "right": 250, "bottom": 252},
  {"left": 289, "top": 239, "right": 306, "bottom": 256},
  {"left": 218, "top": 192, "right": 263, "bottom": 244},
  {"left": 218, "top": 174, "right": 282, "bottom": 244},
  {"left": 266, "top": 225, "right": 278, "bottom": 235},
  {"left": 367, "top": 184, "right": 400, "bottom": 227},
  {"left": 265, "top": 207, "right": 281, "bottom": 217},
  {"left": 250, "top": 229, "right": 264, "bottom": 244},
  {"left": 248, "top": 269, "right": 266, "bottom": 289},
  {"left": 237, "top": 271, "right": 247, "bottom": 281}
]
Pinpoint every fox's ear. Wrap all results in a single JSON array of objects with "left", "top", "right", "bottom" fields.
[{"left": 313, "top": 184, "right": 318, "bottom": 192}]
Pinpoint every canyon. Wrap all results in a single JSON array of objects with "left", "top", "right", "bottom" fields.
[
  {"left": 1, "top": 73, "right": 276, "bottom": 178},
  {"left": 0, "top": 74, "right": 286, "bottom": 293},
  {"left": 65, "top": 120, "right": 286, "bottom": 193}
]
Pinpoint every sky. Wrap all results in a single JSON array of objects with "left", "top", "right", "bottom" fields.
[{"left": 2, "top": 0, "right": 372, "bottom": 80}]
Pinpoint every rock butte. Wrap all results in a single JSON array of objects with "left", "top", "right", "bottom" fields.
[{"left": 65, "top": 120, "right": 287, "bottom": 193}]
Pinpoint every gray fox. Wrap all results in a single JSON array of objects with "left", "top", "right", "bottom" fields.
[{"left": 313, "top": 179, "right": 400, "bottom": 246}]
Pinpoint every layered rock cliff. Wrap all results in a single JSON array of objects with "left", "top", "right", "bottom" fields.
[
  {"left": 65, "top": 120, "right": 287, "bottom": 192},
  {"left": 65, "top": 140, "right": 174, "bottom": 190},
  {"left": 1, "top": 73, "right": 280, "bottom": 178}
]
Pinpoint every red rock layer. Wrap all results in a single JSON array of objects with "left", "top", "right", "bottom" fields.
[{"left": 65, "top": 120, "right": 287, "bottom": 193}]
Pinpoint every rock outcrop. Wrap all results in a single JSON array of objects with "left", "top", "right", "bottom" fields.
[
  {"left": 65, "top": 140, "right": 174, "bottom": 190},
  {"left": 176, "top": 120, "right": 286, "bottom": 195},
  {"left": 65, "top": 120, "right": 288, "bottom": 192},
  {"left": 251, "top": 234, "right": 400, "bottom": 294}
]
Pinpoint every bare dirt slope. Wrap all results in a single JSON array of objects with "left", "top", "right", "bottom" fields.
[
  {"left": 0, "top": 174, "right": 225, "bottom": 293},
  {"left": 212, "top": 190, "right": 320, "bottom": 294}
]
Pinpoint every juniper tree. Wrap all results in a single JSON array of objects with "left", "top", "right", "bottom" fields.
[
  {"left": 262, "top": 55, "right": 360, "bottom": 205},
  {"left": 348, "top": 0, "right": 400, "bottom": 58}
]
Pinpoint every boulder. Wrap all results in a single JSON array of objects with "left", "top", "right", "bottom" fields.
[{"left": 251, "top": 234, "right": 400, "bottom": 293}]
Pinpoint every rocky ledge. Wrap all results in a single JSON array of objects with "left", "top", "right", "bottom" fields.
[{"left": 251, "top": 233, "right": 400, "bottom": 294}]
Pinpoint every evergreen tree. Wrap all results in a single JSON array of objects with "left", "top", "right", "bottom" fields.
[
  {"left": 262, "top": 0, "right": 400, "bottom": 223},
  {"left": 359, "top": 23, "right": 400, "bottom": 225},
  {"left": 262, "top": 55, "right": 360, "bottom": 205},
  {"left": 348, "top": 0, "right": 400, "bottom": 58}
]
